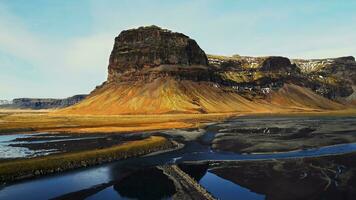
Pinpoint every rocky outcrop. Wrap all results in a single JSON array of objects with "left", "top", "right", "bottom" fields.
[
  {"left": 208, "top": 54, "right": 355, "bottom": 101},
  {"left": 0, "top": 95, "right": 87, "bottom": 110},
  {"left": 292, "top": 57, "right": 356, "bottom": 100},
  {"left": 259, "top": 56, "right": 299, "bottom": 72},
  {"left": 107, "top": 25, "right": 209, "bottom": 82},
  {"left": 292, "top": 56, "right": 356, "bottom": 76},
  {"left": 207, "top": 55, "right": 304, "bottom": 99}
]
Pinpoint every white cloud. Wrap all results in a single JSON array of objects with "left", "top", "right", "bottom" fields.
[
  {"left": 0, "top": 5, "right": 49, "bottom": 67},
  {"left": 0, "top": 6, "right": 110, "bottom": 74},
  {"left": 0, "top": 3, "right": 110, "bottom": 99}
]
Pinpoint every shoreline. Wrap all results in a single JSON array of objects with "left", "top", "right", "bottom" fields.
[
  {"left": 244, "top": 142, "right": 356, "bottom": 155},
  {"left": 0, "top": 136, "right": 174, "bottom": 184},
  {"left": 3, "top": 139, "right": 356, "bottom": 185}
]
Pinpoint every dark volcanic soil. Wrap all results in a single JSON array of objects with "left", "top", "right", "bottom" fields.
[
  {"left": 209, "top": 152, "right": 356, "bottom": 200},
  {"left": 211, "top": 116, "right": 356, "bottom": 153}
]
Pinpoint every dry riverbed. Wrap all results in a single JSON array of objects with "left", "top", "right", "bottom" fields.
[{"left": 6, "top": 132, "right": 150, "bottom": 155}]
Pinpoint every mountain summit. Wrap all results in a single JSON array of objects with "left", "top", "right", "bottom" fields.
[
  {"left": 59, "top": 26, "right": 355, "bottom": 115},
  {"left": 107, "top": 25, "right": 208, "bottom": 82}
]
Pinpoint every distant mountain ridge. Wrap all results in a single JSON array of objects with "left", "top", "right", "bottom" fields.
[
  {"left": 0, "top": 95, "right": 87, "bottom": 110},
  {"left": 0, "top": 100, "right": 12, "bottom": 105}
]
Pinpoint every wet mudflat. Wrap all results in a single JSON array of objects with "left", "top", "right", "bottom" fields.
[
  {"left": 0, "top": 132, "right": 149, "bottom": 160},
  {"left": 0, "top": 133, "right": 58, "bottom": 159}
]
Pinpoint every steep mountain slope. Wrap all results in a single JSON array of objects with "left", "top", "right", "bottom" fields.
[
  {"left": 209, "top": 55, "right": 354, "bottom": 101},
  {"left": 59, "top": 26, "right": 352, "bottom": 115},
  {"left": 292, "top": 57, "right": 356, "bottom": 102},
  {"left": 267, "top": 84, "right": 344, "bottom": 110}
]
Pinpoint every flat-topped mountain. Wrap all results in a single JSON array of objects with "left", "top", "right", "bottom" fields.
[
  {"left": 59, "top": 26, "right": 355, "bottom": 115},
  {"left": 107, "top": 25, "right": 208, "bottom": 82}
]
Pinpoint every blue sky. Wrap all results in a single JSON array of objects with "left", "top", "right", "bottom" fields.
[{"left": 1, "top": 0, "right": 356, "bottom": 99}]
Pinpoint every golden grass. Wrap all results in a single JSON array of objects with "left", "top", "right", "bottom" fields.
[
  {"left": 50, "top": 122, "right": 193, "bottom": 133},
  {"left": 0, "top": 136, "right": 168, "bottom": 179},
  {"left": 0, "top": 110, "right": 234, "bottom": 134}
]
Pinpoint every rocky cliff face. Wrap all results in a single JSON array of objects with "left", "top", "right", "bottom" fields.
[
  {"left": 208, "top": 55, "right": 305, "bottom": 99},
  {"left": 259, "top": 56, "right": 298, "bottom": 72},
  {"left": 107, "top": 25, "right": 209, "bottom": 82},
  {"left": 208, "top": 54, "right": 355, "bottom": 101},
  {"left": 0, "top": 95, "right": 87, "bottom": 110},
  {"left": 292, "top": 57, "right": 356, "bottom": 100},
  {"left": 292, "top": 56, "right": 356, "bottom": 75}
]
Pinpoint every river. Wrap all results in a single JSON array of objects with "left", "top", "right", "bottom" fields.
[{"left": 0, "top": 116, "right": 355, "bottom": 200}]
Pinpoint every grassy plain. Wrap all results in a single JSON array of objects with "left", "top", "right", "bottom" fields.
[
  {"left": 1, "top": 107, "right": 356, "bottom": 134},
  {"left": 0, "top": 110, "right": 234, "bottom": 134}
]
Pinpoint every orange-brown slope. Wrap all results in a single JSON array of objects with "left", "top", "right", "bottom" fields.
[
  {"left": 57, "top": 79, "right": 346, "bottom": 115},
  {"left": 266, "top": 84, "right": 345, "bottom": 111},
  {"left": 57, "top": 78, "right": 272, "bottom": 115}
]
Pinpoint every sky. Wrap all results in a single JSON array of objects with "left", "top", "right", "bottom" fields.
[{"left": 1, "top": 0, "right": 356, "bottom": 100}]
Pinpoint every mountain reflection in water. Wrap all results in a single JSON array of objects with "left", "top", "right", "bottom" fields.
[{"left": 85, "top": 168, "right": 176, "bottom": 200}]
